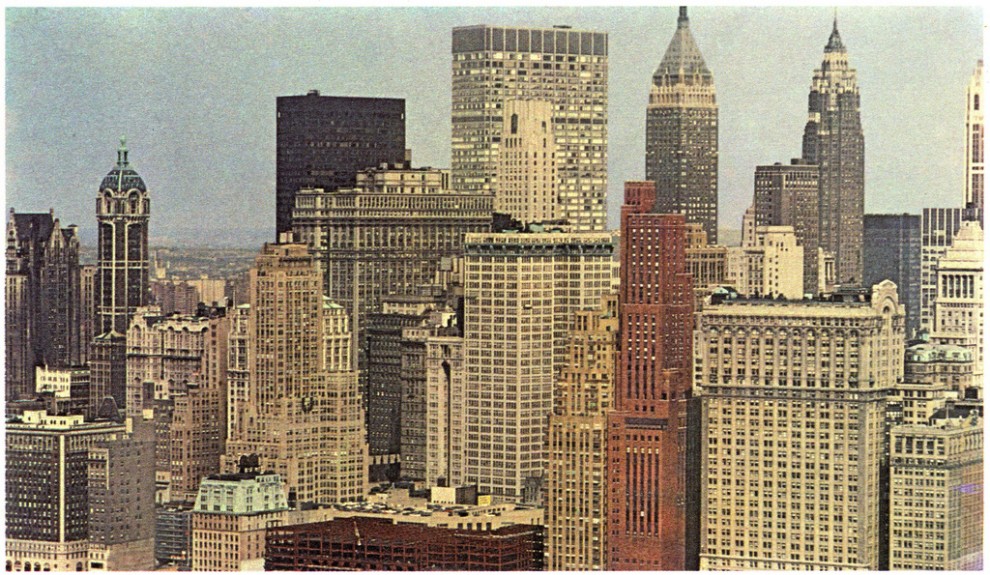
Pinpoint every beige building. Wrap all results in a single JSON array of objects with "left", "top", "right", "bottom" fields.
[
  {"left": 685, "top": 222, "right": 728, "bottom": 308},
  {"left": 125, "top": 306, "right": 228, "bottom": 504},
  {"left": 459, "top": 231, "right": 613, "bottom": 500},
  {"left": 696, "top": 281, "right": 904, "bottom": 570},
  {"left": 545, "top": 295, "right": 616, "bottom": 570},
  {"left": 889, "top": 414, "right": 983, "bottom": 570},
  {"left": 190, "top": 470, "right": 290, "bottom": 571},
  {"left": 452, "top": 25, "right": 608, "bottom": 232},
  {"left": 930, "top": 220, "right": 983, "bottom": 379},
  {"left": 222, "top": 242, "right": 368, "bottom": 505},
  {"left": 497, "top": 99, "right": 558, "bottom": 225},
  {"left": 726, "top": 225, "right": 804, "bottom": 300},
  {"left": 86, "top": 413, "right": 156, "bottom": 572}
]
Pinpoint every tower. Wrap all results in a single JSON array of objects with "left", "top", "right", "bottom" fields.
[
  {"left": 964, "top": 60, "right": 983, "bottom": 214},
  {"left": 460, "top": 230, "right": 613, "bottom": 500},
  {"left": 451, "top": 25, "right": 608, "bottom": 231},
  {"left": 222, "top": 242, "right": 368, "bottom": 505},
  {"left": 5, "top": 209, "right": 84, "bottom": 400},
  {"left": 607, "top": 181, "right": 698, "bottom": 570},
  {"left": 91, "top": 138, "right": 149, "bottom": 414},
  {"left": 646, "top": 7, "right": 719, "bottom": 244},
  {"left": 801, "top": 15, "right": 865, "bottom": 286},
  {"left": 545, "top": 295, "right": 616, "bottom": 570}
]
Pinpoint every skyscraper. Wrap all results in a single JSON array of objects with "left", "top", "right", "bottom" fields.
[
  {"left": 964, "top": 60, "right": 984, "bottom": 214},
  {"left": 92, "top": 138, "right": 150, "bottom": 414},
  {"left": 275, "top": 91, "right": 406, "bottom": 235},
  {"left": 459, "top": 230, "right": 613, "bottom": 500},
  {"left": 646, "top": 7, "right": 719, "bottom": 244},
  {"left": 801, "top": 17, "right": 865, "bottom": 286},
  {"left": 607, "top": 181, "right": 698, "bottom": 570},
  {"left": 697, "top": 282, "right": 905, "bottom": 570},
  {"left": 863, "top": 214, "right": 921, "bottom": 334},
  {"left": 451, "top": 25, "right": 608, "bottom": 231},
  {"left": 222, "top": 242, "right": 368, "bottom": 505},
  {"left": 5, "top": 209, "right": 84, "bottom": 400}
]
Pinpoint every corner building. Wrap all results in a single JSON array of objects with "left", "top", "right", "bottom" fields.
[
  {"left": 607, "top": 181, "right": 698, "bottom": 570},
  {"left": 451, "top": 25, "right": 608, "bottom": 231},
  {"left": 696, "top": 281, "right": 905, "bottom": 570},
  {"left": 646, "top": 7, "right": 719, "bottom": 244}
]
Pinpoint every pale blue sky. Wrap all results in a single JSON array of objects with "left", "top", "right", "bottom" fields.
[{"left": 5, "top": 7, "right": 984, "bottom": 246}]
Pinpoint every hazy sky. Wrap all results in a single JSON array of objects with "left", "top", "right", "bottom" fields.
[{"left": 5, "top": 6, "right": 984, "bottom": 246}]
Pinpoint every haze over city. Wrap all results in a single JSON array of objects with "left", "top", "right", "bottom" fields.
[{"left": 5, "top": 6, "right": 983, "bottom": 245}]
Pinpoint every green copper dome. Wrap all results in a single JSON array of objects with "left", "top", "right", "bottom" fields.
[{"left": 100, "top": 136, "right": 146, "bottom": 193}]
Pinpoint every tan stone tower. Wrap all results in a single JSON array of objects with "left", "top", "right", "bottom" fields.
[
  {"left": 223, "top": 242, "right": 368, "bottom": 505},
  {"left": 545, "top": 295, "right": 616, "bottom": 570}
]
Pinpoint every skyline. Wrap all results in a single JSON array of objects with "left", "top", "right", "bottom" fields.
[{"left": 5, "top": 6, "right": 983, "bottom": 246}]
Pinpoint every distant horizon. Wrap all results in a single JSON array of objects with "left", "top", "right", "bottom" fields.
[{"left": 6, "top": 7, "right": 982, "bottom": 242}]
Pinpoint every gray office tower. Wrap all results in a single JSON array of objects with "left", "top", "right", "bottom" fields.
[
  {"left": 864, "top": 214, "right": 921, "bottom": 335},
  {"left": 801, "top": 17, "right": 865, "bottom": 286},
  {"left": 647, "top": 7, "right": 719, "bottom": 244},
  {"left": 275, "top": 91, "right": 406, "bottom": 235}
]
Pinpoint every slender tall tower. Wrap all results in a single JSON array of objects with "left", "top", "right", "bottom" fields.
[
  {"left": 92, "top": 137, "right": 149, "bottom": 412},
  {"left": 607, "top": 181, "right": 697, "bottom": 570},
  {"left": 801, "top": 15, "right": 865, "bottom": 286},
  {"left": 964, "top": 60, "right": 984, "bottom": 214},
  {"left": 646, "top": 7, "right": 718, "bottom": 244}
]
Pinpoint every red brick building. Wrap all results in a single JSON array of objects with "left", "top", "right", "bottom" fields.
[
  {"left": 264, "top": 516, "right": 544, "bottom": 571},
  {"left": 607, "top": 181, "right": 699, "bottom": 570}
]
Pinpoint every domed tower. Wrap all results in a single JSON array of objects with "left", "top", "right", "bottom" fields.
[
  {"left": 95, "top": 137, "right": 149, "bottom": 336},
  {"left": 646, "top": 6, "right": 719, "bottom": 244}
]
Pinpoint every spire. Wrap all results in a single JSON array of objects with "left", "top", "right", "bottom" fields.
[
  {"left": 116, "top": 136, "right": 129, "bottom": 168},
  {"left": 654, "top": 6, "right": 712, "bottom": 85},
  {"left": 825, "top": 10, "right": 845, "bottom": 52}
]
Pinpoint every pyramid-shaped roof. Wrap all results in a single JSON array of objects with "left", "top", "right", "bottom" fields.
[{"left": 653, "top": 7, "right": 713, "bottom": 85}]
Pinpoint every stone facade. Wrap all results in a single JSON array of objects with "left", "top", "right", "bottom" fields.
[{"left": 697, "top": 282, "right": 905, "bottom": 570}]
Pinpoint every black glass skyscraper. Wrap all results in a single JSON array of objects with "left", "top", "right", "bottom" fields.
[{"left": 275, "top": 91, "right": 406, "bottom": 235}]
